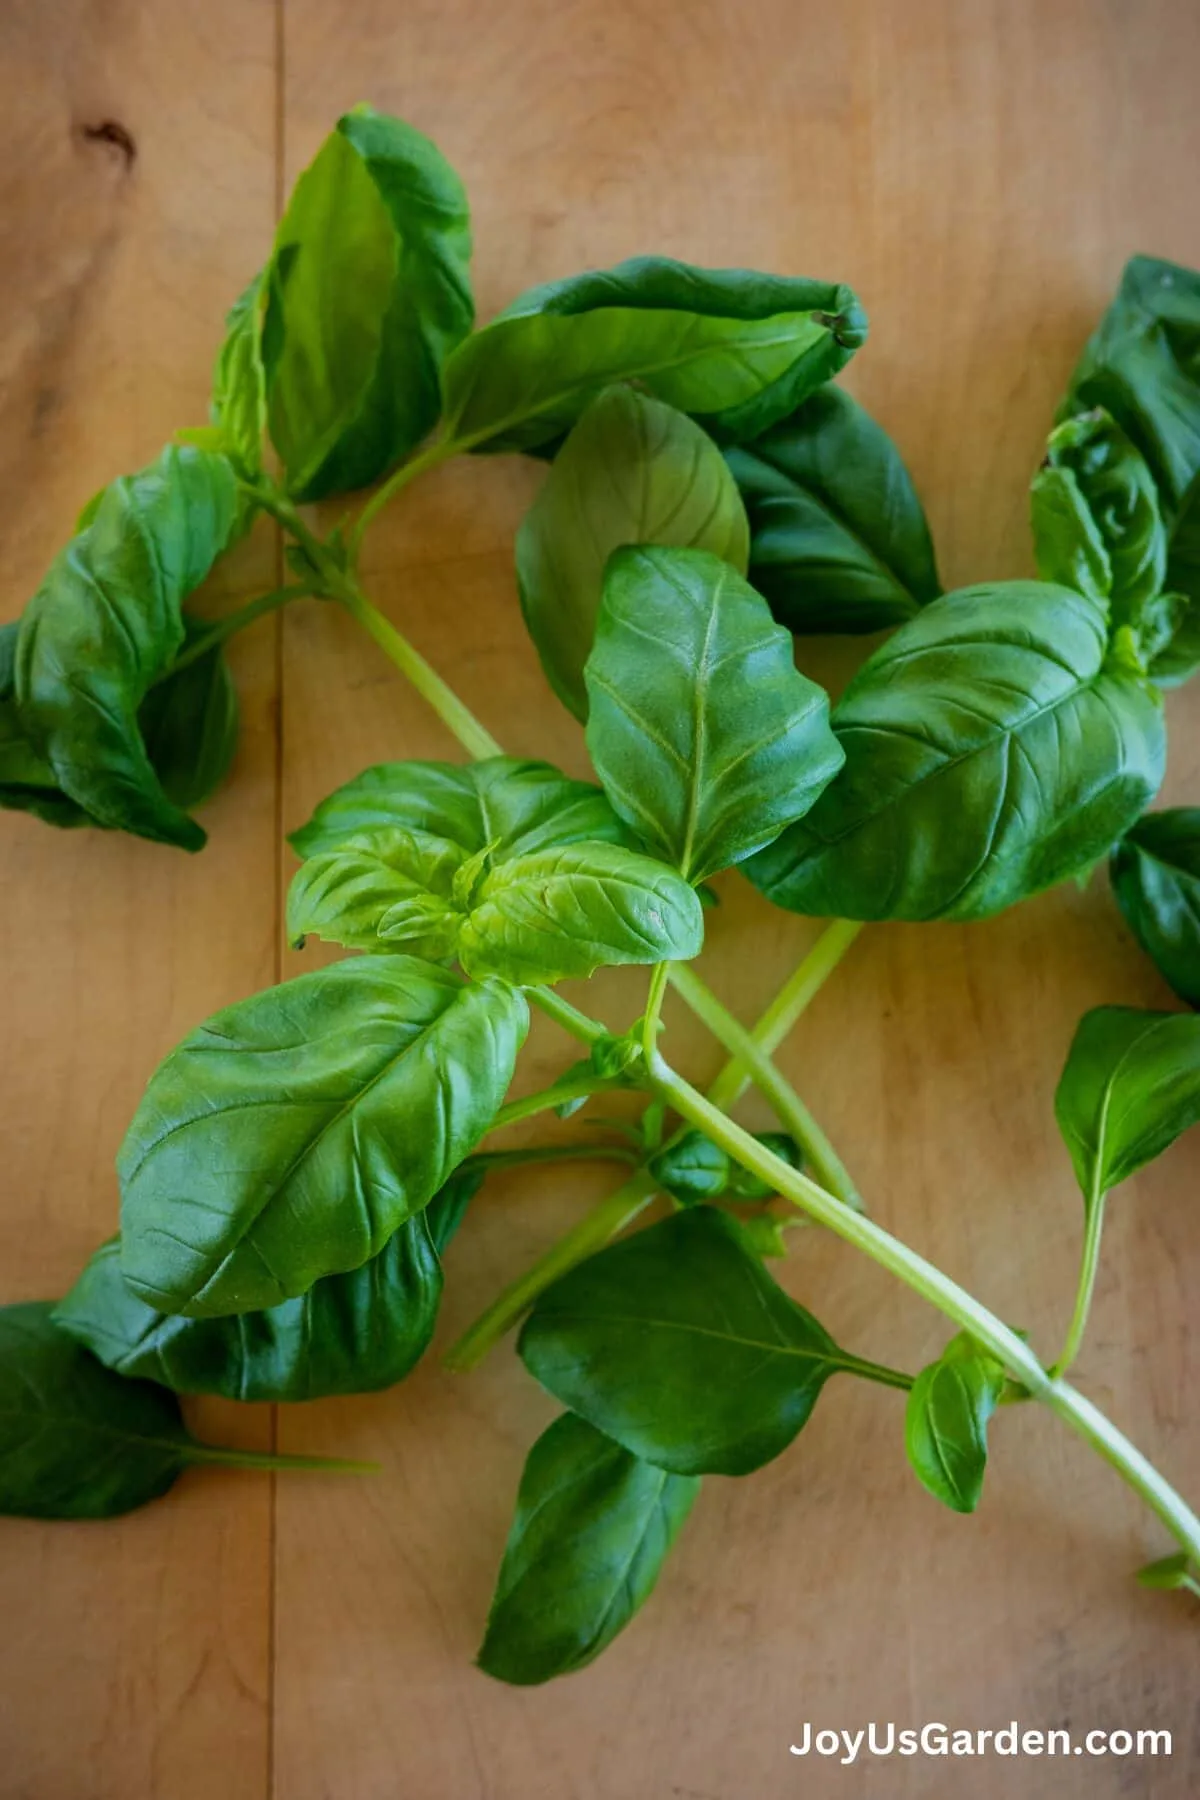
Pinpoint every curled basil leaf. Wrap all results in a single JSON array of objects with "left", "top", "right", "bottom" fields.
[
  {"left": 1158, "top": 471, "right": 1200, "bottom": 685},
  {"left": 14, "top": 445, "right": 241, "bottom": 849},
  {"left": 477, "top": 1414, "right": 699, "bottom": 1686},
  {"left": 288, "top": 826, "right": 465, "bottom": 959},
  {"left": 747, "top": 581, "right": 1165, "bottom": 922},
  {"left": 138, "top": 620, "right": 239, "bottom": 812},
  {"left": 442, "top": 257, "right": 866, "bottom": 454},
  {"left": 1054, "top": 1005, "right": 1200, "bottom": 1203},
  {"left": 515, "top": 385, "right": 749, "bottom": 718},
  {"left": 118, "top": 955, "right": 528, "bottom": 1318},
  {"left": 905, "top": 1332, "right": 1006, "bottom": 1515},
  {"left": 725, "top": 385, "right": 940, "bottom": 633},
  {"left": 585, "top": 546, "right": 844, "bottom": 883},
  {"left": 211, "top": 273, "right": 269, "bottom": 477},
  {"left": 1111, "top": 809, "right": 1200, "bottom": 1006},
  {"left": 0, "top": 622, "right": 88, "bottom": 827},
  {"left": 1032, "top": 408, "right": 1166, "bottom": 627}
]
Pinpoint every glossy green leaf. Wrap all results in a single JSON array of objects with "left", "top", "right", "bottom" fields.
[
  {"left": 288, "top": 826, "right": 464, "bottom": 958},
  {"left": 648, "top": 1130, "right": 731, "bottom": 1204},
  {"left": 0, "top": 622, "right": 88, "bottom": 827},
  {"left": 263, "top": 105, "right": 473, "bottom": 501},
  {"left": 904, "top": 1332, "right": 1006, "bottom": 1515},
  {"left": 211, "top": 273, "right": 269, "bottom": 476},
  {"left": 289, "top": 755, "right": 628, "bottom": 861},
  {"left": 584, "top": 546, "right": 844, "bottom": 883},
  {"left": 520, "top": 1207, "right": 872, "bottom": 1476},
  {"left": 1158, "top": 471, "right": 1200, "bottom": 685},
  {"left": 1111, "top": 809, "right": 1200, "bottom": 1007},
  {"left": 441, "top": 257, "right": 866, "bottom": 454},
  {"left": 14, "top": 445, "right": 241, "bottom": 849},
  {"left": 57, "top": 1204, "right": 447, "bottom": 1401},
  {"left": 746, "top": 581, "right": 1166, "bottom": 922},
  {"left": 1062, "top": 255, "right": 1200, "bottom": 511},
  {"left": 724, "top": 385, "right": 940, "bottom": 633},
  {"left": 118, "top": 955, "right": 528, "bottom": 1318},
  {"left": 515, "top": 386, "right": 749, "bottom": 718},
  {"left": 138, "top": 620, "right": 239, "bottom": 812},
  {"left": 1137, "top": 1552, "right": 1200, "bottom": 1596},
  {"left": 477, "top": 1413, "right": 699, "bottom": 1686},
  {"left": 1054, "top": 1005, "right": 1200, "bottom": 1208},
  {"left": 1032, "top": 409, "right": 1167, "bottom": 625}
]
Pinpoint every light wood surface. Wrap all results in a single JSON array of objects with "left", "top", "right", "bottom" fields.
[{"left": 3, "top": 3, "right": 1200, "bottom": 1796}]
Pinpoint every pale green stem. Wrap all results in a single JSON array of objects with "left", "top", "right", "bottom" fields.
[
  {"left": 643, "top": 962, "right": 670, "bottom": 1044},
  {"left": 186, "top": 1446, "right": 378, "bottom": 1474},
  {"left": 468, "top": 1142, "right": 639, "bottom": 1174},
  {"left": 152, "top": 585, "right": 311, "bottom": 682},
  {"left": 340, "top": 583, "right": 503, "bottom": 761},
  {"left": 524, "top": 984, "right": 613, "bottom": 1048},
  {"left": 347, "top": 438, "right": 458, "bottom": 558},
  {"left": 488, "top": 1074, "right": 628, "bottom": 1134},
  {"left": 1051, "top": 1192, "right": 1107, "bottom": 1379}
]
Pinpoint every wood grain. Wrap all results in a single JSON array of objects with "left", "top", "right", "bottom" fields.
[{"left": 3, "top": 1, "right": 1200, "bottom": 1796}]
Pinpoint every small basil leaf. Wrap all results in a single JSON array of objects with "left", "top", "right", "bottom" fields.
[
  {"left": 519, "top": 1207, "right": 862, "bottom": 1477},
  {"left": 289, "top": 755, "right": 628, "bottom": 862},
  {"left": 1032, "top": 409, "right": 1167, "bottom": 622},
  {"left": 477, "top": 1413, "right": 699, "bottom": 1686},
  {"left": 0, "top": 622, "right": 89, "bottom": 827},
  {"left": 211, "top": 273, "right": 269, "bottom": 476},
  {"left": 747, "top": 581, "right": 1166, "bottom": 922},
  {"left": 15, "top": 445, "right": 241, "bottom": 850},
  {"left": 263, "top": 106, "right": 473, "bottom": 501},
  {"left": 904, "top": 1332, "right": 1006, "bottom": 1515},
  {"left": 458, "top": 842, "right": 705, "bottom": 984},
  {"left": 442, "top": 258, "right": 866, "bottom": 454},
  {"left": 648, "top": 1130, "right": 731, "bottom": 1204},
  {"left": 515, "top": 385, "right": 749, "bottom": 718},
  {"left": 1111, "top": 809, "right": 1200, "bottom": 1007},
  {"left": 56, "top": 1211, "right": 445, "bottom": 1402},
  {"left": 1054, "top": 1005, "right": 1200, "bottom": 1206},
  {"left": 585, "top": 546, "right": 844, "bottom": 883},
  {"left": 725, "top": 385, "right": 940, "bottom": 633},
  {"left": 1137, "top": 1552, "right": 1200, "bottom": 1595},
  {"left": 137, "top": 620, "right": 239, "bottom": 812},
  {"left": 725, "top": 1131, "right": 803, "bottom": 1200},
  {"left": 118, "top": 955, "right": 528, "bottom": 1318},
  {"left": 1062, "top": 255, "right": 1200, "bottom": 511},
  {"left": 287, "top": 826, "right": 465, "bottom": 956}
]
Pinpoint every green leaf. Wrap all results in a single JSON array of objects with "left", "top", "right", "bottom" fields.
[
  {"left": 289, "top": 755, "right": 628, "bottom": 862},
  {"left": 1111, "top": 810, "right": 1200, "bottom": 1007},
  {"left": 584, "top": 546, "right": 844, "bottom": 883},
  {"left": 118, "top": 955, "right": 528, "bottom": 1318},
  {"left": 477, "top": 1413, "right": 699, "bottom": 1686},
  {"left": 0, "top": 1302, "right": 319, "bottom": 1519},
  {"left": 0, "top": 622, "right": 89, "bottom": 827},
  {"left": 441, "top": 258, "right": 866, "bottom": 454},
  {"left": 725, "top": 1131, "right": 803, "bottom": 1199},
  {"left": 1032, "top": 409, "right": 1167, "bottom": 625},
  {"left": 1054, "top": 1005, "right": 1200, "bottom": 1207},
  {"left": 1062, "top": 255, "right": 1200, "bottom": 511},
  {"left": 288, "top": 826, "right": 465, "bottom": 958},
  {"left": 211, "top": 273, "right": 269, "bottom": 476},
  {"left": 515, "top": 386, "right": 749, "bottom": 718},
  {"left": 724, "top": 385, "right": 940, "bottom": 633},
  {"left": 1158, "top": 470, "right": 1200, "bottom": 685},
  {"left": 648, "top": 1130, "right": 731, "bottom": 1204},
  {"left": 904, "top": 1332, "right": 1006, "bottom": 1515},
  {"left": 262, "top": 105, "right": 473, "bottom": 501},
  {"left": 519, "top": 1207, "right": 870, "bottom": 1476},
  {"left": 1137, "top": 1552, "right": 1200, "bottom": 1596},
  {"left": 56, "top": 1205, "right": 447, "bottom": 1401},
  {"left": 14, "top": 445, "right": 241, "bottom": 849},
  {"left": 746, "top": 581, "right": 1166, "bottom": 922},
  {"left": 138, "top": 620, "right": 239, "bottom": 812}
]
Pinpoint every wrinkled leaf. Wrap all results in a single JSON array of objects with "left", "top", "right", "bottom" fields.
[
  {"left": 1032, "top": 408, "right": 1167, "bottom": 626},
  {"left": 1111, "top": 809, "right": 1200, "bottom": 1007},
  {"left": 477, "top": 1413, "right": 699, "bottom": 1686},
  {"left": 0, "top": 622, "right": 89, "bottom": 827},
  {"left": 119, "top": 955, "right": 528, "bottom": 1317},
  {"left": 288, "top": 826, "right": 465, "bottom": 958},
  {"left": 585, "top": 546, "right": 844, "bottom": 883},
  {"left": 1054, "top": 1005, "right": 1200, "bottom": 1208},
  {"left": 138, "top": 620, "right": 239, "bottom": 812},
  {"left": 905, "top": 1332, "right": 1006, "bottom": 1514}
]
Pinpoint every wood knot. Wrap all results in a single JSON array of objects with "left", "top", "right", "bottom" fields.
[{"left": 79, "top": 119, "right": 137, "bottom": 168}]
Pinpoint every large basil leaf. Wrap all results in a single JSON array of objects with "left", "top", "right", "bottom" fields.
[
  {"left": 0, "top": 1302, "right": 316, "bottom": 1518},
  {"left": 118, "top": 955, "right": 528, "bottom": 1318},
  {"left": 0, "top": 621, "right": 88, "bottom": 827},
  {"left": 515, "top": 386, "right": 749, "bottom": 718},
  {"left": 259, "top": 106, "right": 473, "bottom": 501},
  {"left": 520, "top": 1208, "right": 874, "bottom": 1477},
  {"left": 724, "top": 385, "right": 940, "bottom": 633},
  {"left": 904, "top": 1332, "right": 1006, "bottom": 1515},
  {"left": 477, "top": 1414, "right": 699, "bottom": 1685},
  {"left": 1054, "top": 1006, "right": 1200, "bottom": 1206},
  {"left": 584, "top": 546, "right": 844, "bottom": 883},
  {"left": 1111, "top": 810, "right": 1200, "bottom": 1006},
  {"left": 14, "top": 445, "right": 241, "bottom": 850},
  {"left": 1032, "top": 408, "right": 1167, "bottom": 622},
  {"left": 289, "top": 755, "right": 628, "bottom": 861},
  {"left": 441, "top": 258, "right": 866, "bottom": 455},
  {"left": 746, "top": 581, "right": 1166, "bottom": 922},
  {"left": 1062, "top": 255, "right": 1200, "bottom": 511}
]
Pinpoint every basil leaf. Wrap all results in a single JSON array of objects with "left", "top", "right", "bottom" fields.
[
  {"left": 1032, "top": 409, "right": 1167, "bottom": 624},
  {"left": 904, "top": 1332, "right": 1005, "bottom": 1515},
  {"left": 477, "top": 1413, "right": 699, "bottom": 1686},
  {"left": 57, "top": 1208, "right": 444, "bottom": 1402},
  {"left": 0, "top": 622, "right": 89, "bottom": 827},
  {"left": 1137, "top": 1552, "right": 1200, "bottom": 1595},
  {"left": 211, "top": 273, "right": 269, "bottom": 476},
  {"left": 1158, "top": 472, "right": 1200, "bottom": 685},
  {"left": 262, "top": 106, "right": 473, "bottom": 501},
  {"left": 515, "top": 386, "right": 749, "bottom": 718},
  {"left": 1062, "top": 255, "right": 1200, "bottom": 511},
  {"left": 457, "top": 843, "right": 705, "bottom": 983},
  {"left": 289, "top": 755, "right": 628, "bottom": 862},
  {"left": 648, "top": 1130, "right": 731, "bottom": 1204},
  {"left": 724, "top": 385, "right": 940, "bottom": 633},
  {"left": 118, "top": 955, "right": 528, "bottom": 1318},
  {"left": 1054, "top": 1005, "right": 1200, "bottom": 1205},
  {"left": 1111, "top": 809, "right": 1200, "bottom": 1007},
  {"left": 14, "top": 445, "right": 241, "bottom": 850},
  {"left": 442, "top": 258, "right": 866, "bottom": 454},
  {"left": 746, "top": 581, "right": 1166, "bottom": 922},
  {"left": 519, "top": 1208, "right": 865, "bottom": 1476},
  {"left": 138, "top": 620, "right": 239, "bottom": 812},
  {"left": 584, "top": 546, "right": 844, "bottom": 883},
  {"left": 288, "top": 826, "right": 465, "bottom": 958}
]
